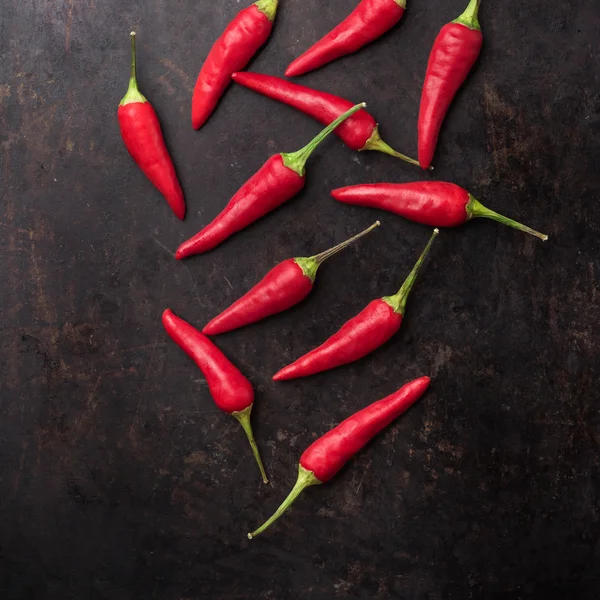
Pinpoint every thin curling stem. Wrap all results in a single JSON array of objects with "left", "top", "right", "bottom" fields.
[
  {"left": 467, "top": 196, "right": 548, "bottom": 241},
  {"left": 281, "top": 103, "right": 366, "bottom": 176},
  {"left": 129, "top": 32, "right": 137, "bottom": 87},
  {"left": 383, "top": 228, "right": 439, "bottom": 314},
  {"left": 312, "top": 221, "right": 380, "bottom": 266},
  {"left": 248, "top": 465, "right": 321, "bottom": 539},
  {"left": 232, "top": 406, "right": 269, "bottom": 484}
]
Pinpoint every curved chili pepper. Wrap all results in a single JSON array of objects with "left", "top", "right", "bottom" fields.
[
  {"left": 203, "top": 221, "right": 380, "bottom": 335},
  {"left": 162, "top": 309, "right": 268, "bottom": 483},
  {"left": 192, "top": 0, "right": 278, "bottom": 129},
  {"left": 118, "top": 32, "right": 185, "bottom": 220},
  {"left": 231, "top": 71, "right": 421, "bottom": 167},
  {"left": 176, "top": 103, "right": 366, "bottom": 259},
  {"left": 247, "top": 376, "right": 430, "bottom": 538},
  {"left": 332, "top": 181, "right": 548, "bottom": 240},
  {"left": 273, "top": 229, "right": 438, "bottom": 381},
  {"left": 418, "top": 0, "right": 483, "bottom": 169},
  {"left": 285, "top": 0, "right": 406, "bottom": 77}
]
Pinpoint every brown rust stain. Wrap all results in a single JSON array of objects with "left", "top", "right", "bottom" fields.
[
  {"left": 159, "top": 58, "right": 194, "bottom": 93},
  {"left": 65, "top": 0, "right": 74, "bottom": 52}
]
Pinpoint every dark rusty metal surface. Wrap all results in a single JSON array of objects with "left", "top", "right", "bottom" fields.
[{"left": 1, "top": 0, "right": 599, "bottom": 598}]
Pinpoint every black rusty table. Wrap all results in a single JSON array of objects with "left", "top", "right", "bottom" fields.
[{"left": 1, "top": 1, "right": 599, "bottom": 598}]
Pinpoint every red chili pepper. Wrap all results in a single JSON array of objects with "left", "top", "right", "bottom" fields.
[
  {"left": 118, "top": 32, "right": 185, "bottom": 220},
  {"left": 273, "top": 230, "right": 438, "bottom": 381},
  {"left": 231, "top": 71, "right": 421, "bottom": 167},
  {"left": 192, "top": 0, "right": 278, "bottom": 129},
  {"left": 176, "top": 103, "right": 365, "bottom": 259},
  {"left": 247, "top": 376, "right": 430, "bottom": 538},
  {"left": 203, "top": 221, "right": 380, "bottom": 335},
  {"left": 418, "top": 0, "right": 483, "bottom": 169},
  {"left": 285, "top": 0, "right": 406, "bottom": 77},
  {"left": 162, "top": 309, "right": 268, "bottom": 483},
  {"left": 332, "top": 181, "right": 549, "bottom": 240}
]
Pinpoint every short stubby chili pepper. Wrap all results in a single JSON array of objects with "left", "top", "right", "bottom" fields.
[
  {"left": 118, "top": 32, "right": 185, "bottom": 220},
  {"left": 285, "top": 0, "right": 406, "bottom": 77},
  {"left": 418, "top": 0, "right": 483, "bottom": 170},
  {"left": 247, "top": 376, "right": 430, "bottom": 538},
  {"left": 231, "top": 72, "right": 422, "bottom": 168},
  {"left": 273, "top": 230, "right": 438, "bottom": 381},
  {"left": 162, "top": 309, "right": 268, "bottom": 483},
  {"left": 332, "top": 181, "right": 549, "bottom": 240},
  {"left": 192, "top": 0, "right": 278, "bottom": 129},
  {"left": 203, "top": 221, "right": 380, "bottom": 336},
  {"left": 176, "top": 103, "right": 366, "bottom": 259}
]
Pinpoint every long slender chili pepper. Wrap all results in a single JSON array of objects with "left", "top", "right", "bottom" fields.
[
  {"left": 332, "top": 181, "right": 548, "bottom": 240},
  {"left": 118, "top": 32, "right": 185, "bottom": 220},
  {"left": 192, "top": 0, "right": 278, "bottom": 129},
  {"left": 418, "top": 0, "right": 483, "bottom": 169},
  {"left": 176, "top": 103, "right": 366, "bottom": 259},
  {"left": 285, "top": 0, "right": 406, "bottom": 77},
  {"left": 273, "top": 230, "right": 438, "bottom": 381},
  {"left": 162, "top": 309, "right": 268, "bottom": 483},
  {"left": 203, "top": 221, "right": 380, "bottom": 336},
  {"left": 248, "top": 376, "right": 430, "bottom": 538},
  {"left": 231, "top": 72, "right": 421, "bottom": 167}
]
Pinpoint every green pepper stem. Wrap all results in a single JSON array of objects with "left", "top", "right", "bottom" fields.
[
  {"left": 382, "top": 229, "right": 439, "bottom": 314},
  {"left": 232, "top": 405, "right": 268, "bottom": 484},
  {"left": 362, "top": 127, "right": 427, "bottom": 169},
  {"left": 254, "top": 0, "right": 278, "bottom": 21},
  {"left": 281, "top": 103, "right": 366, "bottom": 176},
  {"left": 294, "top": 221, "right": 380, "bottom": 282},
  {"left": 453, "top": 0, "right": 482, "bottom": 31},
  {"left": 120, "top": 32, "right": 147, "bottom": 106},
  {"left": 466, "top": 196, "right": 548, "bottom": 241},
  {"left": 247, "top": 465, "right": 321, "bottom": 539}
]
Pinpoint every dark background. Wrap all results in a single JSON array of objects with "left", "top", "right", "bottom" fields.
[{"left": 1, "top": 0, "right": 599, "bottom": 598}]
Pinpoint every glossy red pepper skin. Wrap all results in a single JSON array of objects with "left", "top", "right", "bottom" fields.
[
  {"left": 162, "top": 309, "right": 253, "bottom": 413},
  {"left": 286, "top": 0, "right": 405, "bottom": 77},
  {"left": 162, "top": 309, "right": 268, "bottom": 482},
  {"left": 418, "top": 0, "right": 482, "bottom": 169},
  {"left": 177, "top": 103, "right": 366, "bottom": 259},
  {"left": 118, "top": 33, "right": 185, "bottom": 220},
  {"left": 301, "top": 376, "right": 431, "bottom": 481},
  {"left": 232, "top": 72, "right": 375, "bottom": 150},
  {"left": 333, "top": 181, "right": 469, "bottom": 227},
  {"left": 204, "top": 259, "right": 313, "bottom": 335},
  {"left": 232, "top": 72, "right": 420, "bottom": 166},
  {"left": 273, "top": 229, "right": 438, "bottom": 381},
  {"left": 247, "top": 376, "right": 430, "bottom": 538},
  {"left": 176, "top": 155, "right": 304, "bottom": 259},
  {"left": 333, "top": 181, "right": 549, "bottom": 240},
  {"left": 192, "top": 0, "right": 278, "bottom": 130},
  {"left": 273, "top": 300, "right": 402, "bottom": 380},
  {"left": 203, "top": 222, "right": 380, "bottom": 335},
  {"left": 119, "top": 104, "right": 185, "bottom": 220}
]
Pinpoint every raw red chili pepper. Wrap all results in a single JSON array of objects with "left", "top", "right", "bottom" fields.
[
  {"left": 273, "top": 230, "right": 438, "bottom": 381},
  {"left": 285, "top": 0, "right": 406, "bottom": 77},
  {"left": 231, "top": 71, "right": 421, "bottom": 167},
  {"left": 332, "top": 181, "right": 548, "bottom": 240},
  {"left": 418, "top": 0, "right": 483, "bottom": 169},
  {"left": 176, "top": 103, "right": 365, "bottom": 259},
  {"left": 192, "top": 0, "right": 278, "bottom": 129},
  {"left": 162, "top": 309, "right": 268, "bottom": 483},
  {"left": 203, "top": 221, "right": 380, "bottom": 335},
  {"left": 247, "top": 376, "right": 430, "bottom": 538},
  {"left": 118, "top": 32, "right": 185, "bottom": 220}
]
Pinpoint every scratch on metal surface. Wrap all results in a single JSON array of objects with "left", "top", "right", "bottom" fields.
[{"left": 151, "top": 236, "right": 172, "bottom": 255}]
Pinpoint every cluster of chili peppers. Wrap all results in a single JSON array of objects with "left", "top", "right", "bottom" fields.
[{"left": 116, "top": 0, "right": 550, "bottom": 539}]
